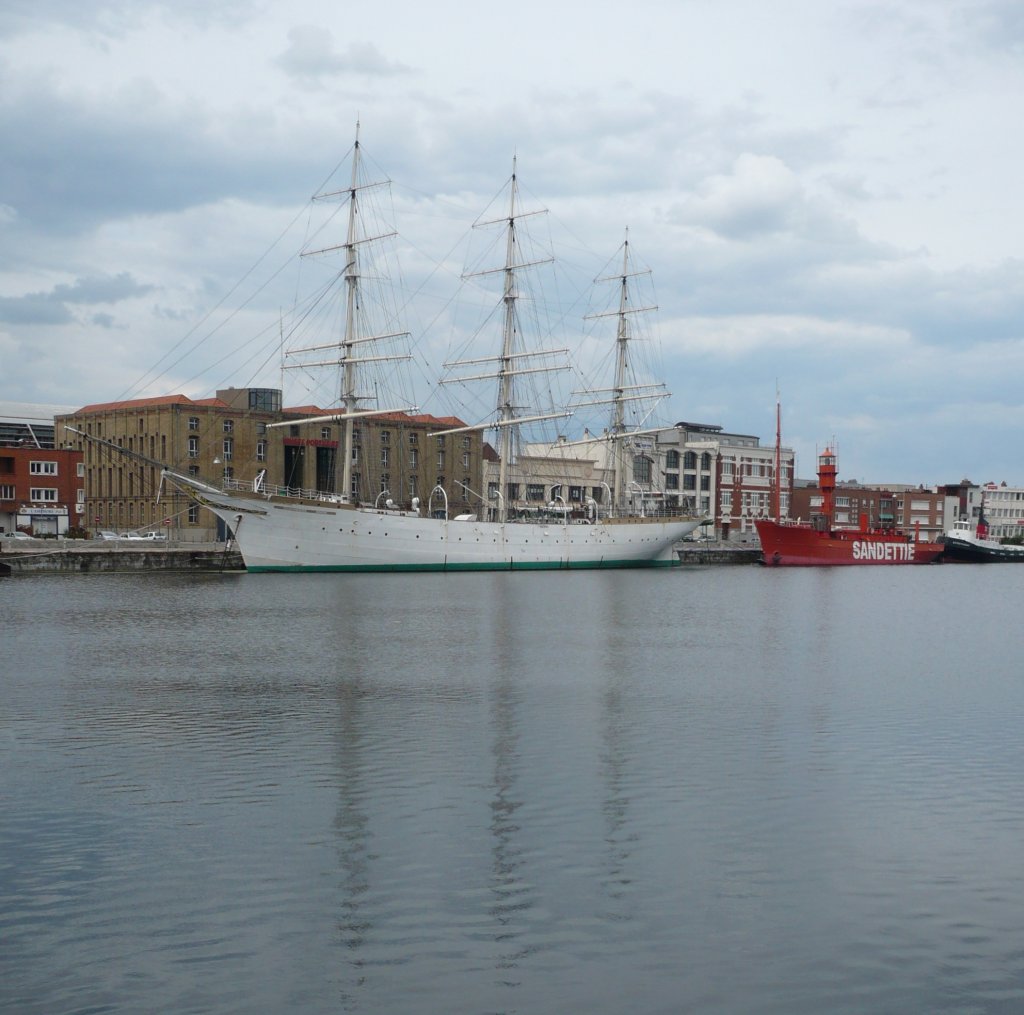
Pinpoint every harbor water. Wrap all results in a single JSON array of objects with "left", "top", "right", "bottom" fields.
[{"left": 3, "top": 565, "right": 1024, "bottom": 1013}]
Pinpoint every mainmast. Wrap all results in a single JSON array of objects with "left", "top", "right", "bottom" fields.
[
  {"left": 441, "top": 159, "right": 566, "bottom": 524},
  {"left": 580, "top": 231, "right": 664, "bottom": 513}
]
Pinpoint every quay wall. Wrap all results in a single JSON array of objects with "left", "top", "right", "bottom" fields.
[
  {"left": 676, "top": 544, "right": 761, "bottom": 565},
  {"left": 0, "top": 543, "right": 244, "bottom": 575}
]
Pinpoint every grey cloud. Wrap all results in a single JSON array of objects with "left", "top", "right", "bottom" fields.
[
  {"left": 0, "top": 77, "right": 316, "bottom": 236},
  {"left": 0, "top": 272, "right": 153, "bottom": 325}
]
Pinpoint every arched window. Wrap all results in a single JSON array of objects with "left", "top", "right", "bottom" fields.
[
  {"left": 666, "top": 449, "right": 680, "bottom": 469},
  {"left": 683, "top": 451, "right": 697, "bottom": 470},
  {"left": 701, "top": 452, "right": 712, "bottom": 471}
]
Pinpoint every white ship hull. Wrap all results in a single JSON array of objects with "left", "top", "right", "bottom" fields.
[{"left": 198, "top": 488, "right": 700, "bottom": 571}]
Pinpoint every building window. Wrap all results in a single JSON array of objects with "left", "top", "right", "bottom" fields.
[
  {"left": 256, "top": 422, "right": 267, "bottom": 436},
  {"left": 381, "top": 447, "right": 389, "bottom": 468},
  {"left": 633, "top": 456, "right": 653, "bottom": 484},
  {"left": 462, "top": 452, "right": 469, "bottom": 468},
  {"left": 351, "top": 472, "right": 360, "bottom": 496},
  {"left": 188, "top": 417, "right": 199, "bottom": 430},
  {"left": 223, "top": 420, "right": 234, "bottom": 433},
  {"left": 666, "top": 450, "right": 680, "bottom": 469},
  {"left": 321, "top": 427, "right": 331, "bottom": 440},
  {"left": 223, "top": 438, "right": 233, "bottom": 460},
  {"left": 380, "top": 430, "right": 390, "bottom": 444},
  {"left": 188, "top": 465, "right": 199, "bottom": 477},
  {"left": 77, "top": 462, "right": 85, "bottom": 478},
  {"left": 30, "top": 461, "right": 58, "bottom": 475},
  {"left": 526, "top": 483, "right": 545, "bottom": 502},
  {"left": 461, "top": 436, "right": 471, "bottom": 449},
  {"left": 506, "top": 483, "right": 519, "bottom": 501},
  {"left": 683, "top": 474, "right": 696, "bottom": 490},
  {"left": 684, "top": 451, "right": 697, "bottom": 470},
  {"left": 666, "top": 473, "right": 679, "bottom": 490},
  {"left": 700, "top": 475, "right": 710, "bottom": 491},
  {"left": 408, "top": 476, "right": 418, "bottom": 498},
  {"left": 188, "top": 436, "right": 199, "bottom": 458},
  {"left": 701, "top": 452, "right": 712, "bottom": 471},
  {"left": 408, "top": 433, "right": 418, "bottom": 446},
  {"left": 380, "top": 474, "right": 390, "bottom": 493},
  {"left": 30, "top": 487, "right": 58, "bottom": 502},
  {"left": 569, "top": 486, "right": 583, "bottom": 502},
  {"left": 351, "top": 446, "right": 360, "bottom": 464},
  {"left": 188, "top": 504, "right": 199, "bottom": 523},
  {"left": 0, "top": 484, "right": 15, "bottom": 500},
  {"left": 488, "top": 482, "right": 499, "bottom": 500},
  {"left": 590, "top": 486, "right": 603, "bottom": 503},
  {"left": 248, "top": 389, "right": 281, "bottom": 412},
  {"left": 256, "top": 440, "right": 267, "bottom": 462},
  {"left": 410, "top": 449, "right": 418, "bottom": 468}
]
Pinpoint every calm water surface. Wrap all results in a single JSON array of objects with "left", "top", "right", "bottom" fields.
[{"left": 3, "top": 565, "right": 1024, "bottom": 1013}]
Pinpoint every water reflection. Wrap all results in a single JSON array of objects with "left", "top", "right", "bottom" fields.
[
  {"left": 332, "top": 678, "right": 372, "bottom": 1010},
  {"left": 5, "top": 568, "right": 1024, "bottom": 1014}
]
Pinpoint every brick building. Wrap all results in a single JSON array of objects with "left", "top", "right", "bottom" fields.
[{"left": 1, "top": 402, "right": 84, "bottom": 537}]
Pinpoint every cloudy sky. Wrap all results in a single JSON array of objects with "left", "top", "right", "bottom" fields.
[{"left": 2, "top": 0, "right": 1023, "bottom": 484}]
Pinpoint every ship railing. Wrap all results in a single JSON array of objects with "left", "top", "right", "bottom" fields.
[{"left": 222, "top": 476, "right": 348, "bottom": 505}]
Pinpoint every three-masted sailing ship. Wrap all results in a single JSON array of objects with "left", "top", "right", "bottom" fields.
[{"left": 165, "top": 131, "right": 703, "bottom": 571}]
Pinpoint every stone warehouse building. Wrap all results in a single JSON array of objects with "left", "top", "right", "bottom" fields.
[{"left": 57, "top": 388, "right": 483, "bottom": 541}]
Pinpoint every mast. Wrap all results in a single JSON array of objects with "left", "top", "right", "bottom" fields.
[
  {"left": 495, "top": 160, "right": 521, "bottom": 524},
  {"left": 772, "top": 387, "right": 782, "bottom": 521},
  {"left": 338, "top": 123, "right": 363, "bottom": 502},
  {"left": 610, "top": 233, "right": 631, "bottom": 510},
  {"left": 284, "top": 122, "right": 413, "bottom": 503},
  {"left": 442, "top": 160, "right": 565, "bottom": 524},
  {"left": 581, "top": 231, "right": 662, "bottom": 515}
]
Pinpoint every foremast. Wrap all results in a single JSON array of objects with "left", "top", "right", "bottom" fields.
[{"left": 280, "top": 121, "right": 414, "bottom": 503}]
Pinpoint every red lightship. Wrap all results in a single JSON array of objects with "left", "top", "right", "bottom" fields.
[{"left": 756, "top": 447, "right": 943, "bottom": 567}]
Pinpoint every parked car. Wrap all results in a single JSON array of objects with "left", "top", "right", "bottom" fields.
[
  {"left": 94, "top": 531, "right": 120, "bottom": 541},
  {"left": 119, "top": 532, "right": 147, "bottom": 540},
  {"left": 139, "top": 531, "right": 168, "bottom": 541},
  {"left": 3, "top": 531, "right": 34, "bottom": 540}
]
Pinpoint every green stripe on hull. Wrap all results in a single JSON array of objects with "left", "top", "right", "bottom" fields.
[{"left": 245, "top": 557, "right": 680, "bottom": 573}]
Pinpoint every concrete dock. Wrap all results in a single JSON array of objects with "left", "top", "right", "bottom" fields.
[{"left": 0, "top": 540, "right": 244, "bottom": 575}]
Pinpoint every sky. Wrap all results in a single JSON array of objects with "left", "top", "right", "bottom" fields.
[{"left": 2, "top": 0, "right": 1023, "bottom": 485}]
